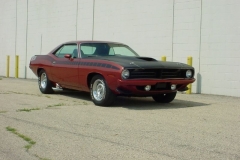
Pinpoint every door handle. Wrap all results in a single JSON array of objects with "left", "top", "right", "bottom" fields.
[{"left": 52, "top": 61, "right": 56, "bottom": 64}]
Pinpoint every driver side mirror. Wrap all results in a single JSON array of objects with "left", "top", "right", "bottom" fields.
[{"left": 64, "top": 54, "right": 72, "bottom": 59}]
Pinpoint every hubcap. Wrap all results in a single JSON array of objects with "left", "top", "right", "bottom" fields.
[
  {"left": 40, "top": 73, "right": 47, "bottom": 89},
  {"left": 92, "top": 79, "right": 106, "bottom": 101}
]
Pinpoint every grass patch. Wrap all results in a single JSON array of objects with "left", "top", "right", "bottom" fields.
[
  {"left": 0, "top": 92, "right": 9, "bottom": 94},
  {"left": 6, "top": 126, "right": 36, "bottom": 151},
  {"left": 0, "top": 77, "right": 2, "bottom": 80},
  {"left": 9, "top": 91, "right": 40, "bottom": 96},
  {"left": 34, "top": 154, "right": 51, "bottom": 160},
  {"left": 47, "top": 103, "right": 65, "bottom": 108},
  {"left": 25, "top": 144, "right": 32, "bottom": 150},
  {"left": 82, "top": 101, "right": 88, "bottom": 105},
  {"left": 0, "top": 111, "right": 7, "bottom": 113},
  {"left": 10, "top": 91, "right": 22, "bottom": 94},
  {"left": 17, "top": 108, "right": 41, "bottom": 112},
  {"left": 45, "top": 95, "right": 51, "bottom": 98},
  {"left": 6, "top": 126, "right": 16, "bottom": 132}
]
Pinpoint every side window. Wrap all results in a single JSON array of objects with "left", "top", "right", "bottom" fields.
[
  {"left": 80, "top": 43, "right": 110, "bottom": 57},
  {"left": 109, "top": 48, "right": 115, "bottom": 55},
  {"left": 54, "top": 44, "right": 77, "bottom": 58},
  {"left": 112, "top": 46, "right": 135, "bottom": 56},
  {"left": 80, "top": 44, "right": 96, "bottom": 57}
]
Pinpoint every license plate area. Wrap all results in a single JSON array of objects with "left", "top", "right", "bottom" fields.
[{"left": 156, "top": 83, "right": 168, "bottom": 89}]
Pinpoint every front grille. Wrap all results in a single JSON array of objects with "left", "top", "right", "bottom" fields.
[
  {"left": 161, "top": 69, "right": 181, "bottom": 78},
  {"left": 130, "top": 70, "right": 157, "bottom": 78},
  {"left": 129, "top": 69, "right": 189, "bottom": 79}
]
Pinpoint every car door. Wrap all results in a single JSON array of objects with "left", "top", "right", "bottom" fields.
[{"left": 50, "top": 43, "right": 80, "bottom": 89}]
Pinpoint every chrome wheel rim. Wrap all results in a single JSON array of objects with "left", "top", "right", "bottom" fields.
[
  {"left": 40, "top": 73, "right": 47, "bottom": 89},
  {"left": 92, "top": 79, "right": 106, "bottom": 101}
]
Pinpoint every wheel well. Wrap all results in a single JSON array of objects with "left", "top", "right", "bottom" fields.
[
  {"left": 87, "top": 73, "right": 102, "bottom": 88},
  {"left": 37, "top": 68, "right": 44, "bottom": 76}
]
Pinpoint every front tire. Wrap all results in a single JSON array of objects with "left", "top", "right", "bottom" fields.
[
  {"left": 152, "top": 92, "right": 177, "bottom": 103},
  {"left": 90, "top": 75, "right": 116, "bottom": 106},
  {"left": 38, "top": 70, "right": 54, "bottom": 94}
]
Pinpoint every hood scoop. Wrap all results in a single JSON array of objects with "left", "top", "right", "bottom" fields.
[{"left": 136, "top": 57, "right": 157, "bottom": 61}]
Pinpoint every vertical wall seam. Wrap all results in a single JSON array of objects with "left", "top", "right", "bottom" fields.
[
  {"left": 196, "top": 0, "right": 203, "bottom": 94},
  {"left": 92, "top": 0, "right": 95, "bottom": 40},
  {"left": 199, "top": 0, "right": 202, "bottom": 73},
  {"left": 76, "top": 0, "right": 78, "bottom": 40},
  {"left": 15, "top": 0, "right": 17, "bottom": 56},
  {"left": 171, "top": 0, "right": 175, "bottom": 62},
  {"left": 25, "top": 0, "right": 28, "bottom": 79}
]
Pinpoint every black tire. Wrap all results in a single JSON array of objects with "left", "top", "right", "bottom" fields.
[
  {"left": 38, "top": 70, "right": 54, "bottom": 94},
  {"left": 152, "top": 92, "right": 177, "bottom": 103},
  {"left": 90, "top": 75, "right": 116, "bottom": 106}
]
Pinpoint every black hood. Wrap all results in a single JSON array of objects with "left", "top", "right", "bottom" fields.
[{"left": 86, "top": 56, "right": 193, "bottom": 69}]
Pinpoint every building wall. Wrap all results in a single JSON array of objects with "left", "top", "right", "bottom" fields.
[
  {"left": 200, "top": 0, "right": 240, "bottom": 97},
  {"left": 0, "top": 0, "right": 239, "bottom": 97},
  {"left": 0, "top": 0, "right": 16, "bottom": 78},
  {"left": 172, "top": 0, "right": 202, "bottom": 93}
]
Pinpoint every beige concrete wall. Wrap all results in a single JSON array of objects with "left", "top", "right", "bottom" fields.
[{"left": 0, "top": 0, "right": 239, "bottom": 96}]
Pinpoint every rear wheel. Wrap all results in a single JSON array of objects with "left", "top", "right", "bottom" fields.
[
  {"left": 152, "top": 92, "right": 177, "bottom": 103},
  {"left": 38, "top": 70, "right": 54, "bottom": 94},
  {"left": 90, "top": 75, "right": 116, "bottom": 106}
]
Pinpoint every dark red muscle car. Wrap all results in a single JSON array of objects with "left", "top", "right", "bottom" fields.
[{"left": 29, "top": 41, "right": 195, "bottom": 106}]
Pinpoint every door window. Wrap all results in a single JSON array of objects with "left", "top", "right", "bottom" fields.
[{"left": 54, "top": 44, "right": 78, "bottom": 58}]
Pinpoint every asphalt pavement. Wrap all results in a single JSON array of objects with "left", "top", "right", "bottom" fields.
[{"left": 0, "top": 78, "right": 239, "bottom": 160}]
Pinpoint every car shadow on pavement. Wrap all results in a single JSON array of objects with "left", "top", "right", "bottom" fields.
[
  {"left": 54, "top": 90, "right": 91, "bottom": 101},
  {"left": 54, "top": 90, "right": 209, "bottom": 110},
  {"left": 114, "top": 97, "right": 209, "bottom": 110}
]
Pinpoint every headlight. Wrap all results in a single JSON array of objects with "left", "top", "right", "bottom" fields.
[
  {"left": 121, "top": 69, "right": 130, "bottom": 79},
  {"left": 30, "top": 56, "right": 37, "bottom": 61},
  {"left": 186, "top": 70, "right": 192, "bottom": 78}
]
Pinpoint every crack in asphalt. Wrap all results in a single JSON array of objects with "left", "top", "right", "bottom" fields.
[
  {"left": 3, "top": 114, "right": 240, "bottom": 160},
  {"left": 2, "top": 106, "right": 240, "bottom": 160},
  {"left": 1, "top": 114, "right": 178, "bottom": 159}
]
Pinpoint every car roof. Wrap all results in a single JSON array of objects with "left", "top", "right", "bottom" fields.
[
  {"left": 63, "top": 40, "right": 125, "bottom": 45},
  {"left": 47, "top": 40, "right": 128, "bottom": 55}
]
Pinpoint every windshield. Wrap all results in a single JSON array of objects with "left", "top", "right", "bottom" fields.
[{"left": 80, "top": 43, "right": 139, "bottom": 57}]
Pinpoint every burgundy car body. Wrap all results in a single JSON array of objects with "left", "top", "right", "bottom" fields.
[{"left": 30, "top": 41, "right": 195, "bottom": 105}]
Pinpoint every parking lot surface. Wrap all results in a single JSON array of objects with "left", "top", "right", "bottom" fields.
[{"left": 0, "top": 78, "right": 239, "bottom": 160}]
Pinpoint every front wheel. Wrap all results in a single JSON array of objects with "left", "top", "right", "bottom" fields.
[
  {"left": 38, "top": 70, "right": 54, "bottom": 94},
  {"left": 90, "top": 75, "right": 116, "bottom": 106},
  {"left": 152, "top": 92, "right": 177, "bottom": 103}
]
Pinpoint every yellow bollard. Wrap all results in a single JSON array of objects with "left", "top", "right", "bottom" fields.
[
  {"left": 161, "top": 56, "right": 166, "bottom": 61},
  {"left": 15, "top": 55, "right": 19, "bottom": 78},
  {"left": 186, "top": 56, "right": 192, "bottom": 94},
  {"left": 187, "top": 56, "right": 192, "bottom": 66},
  {"left": 6, "top": 55, "right": 10, "bottom": 77}
]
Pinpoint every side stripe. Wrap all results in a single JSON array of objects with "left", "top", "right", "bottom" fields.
[{"left": 40, "top": 56, "right": 120, "bottom": 70}]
